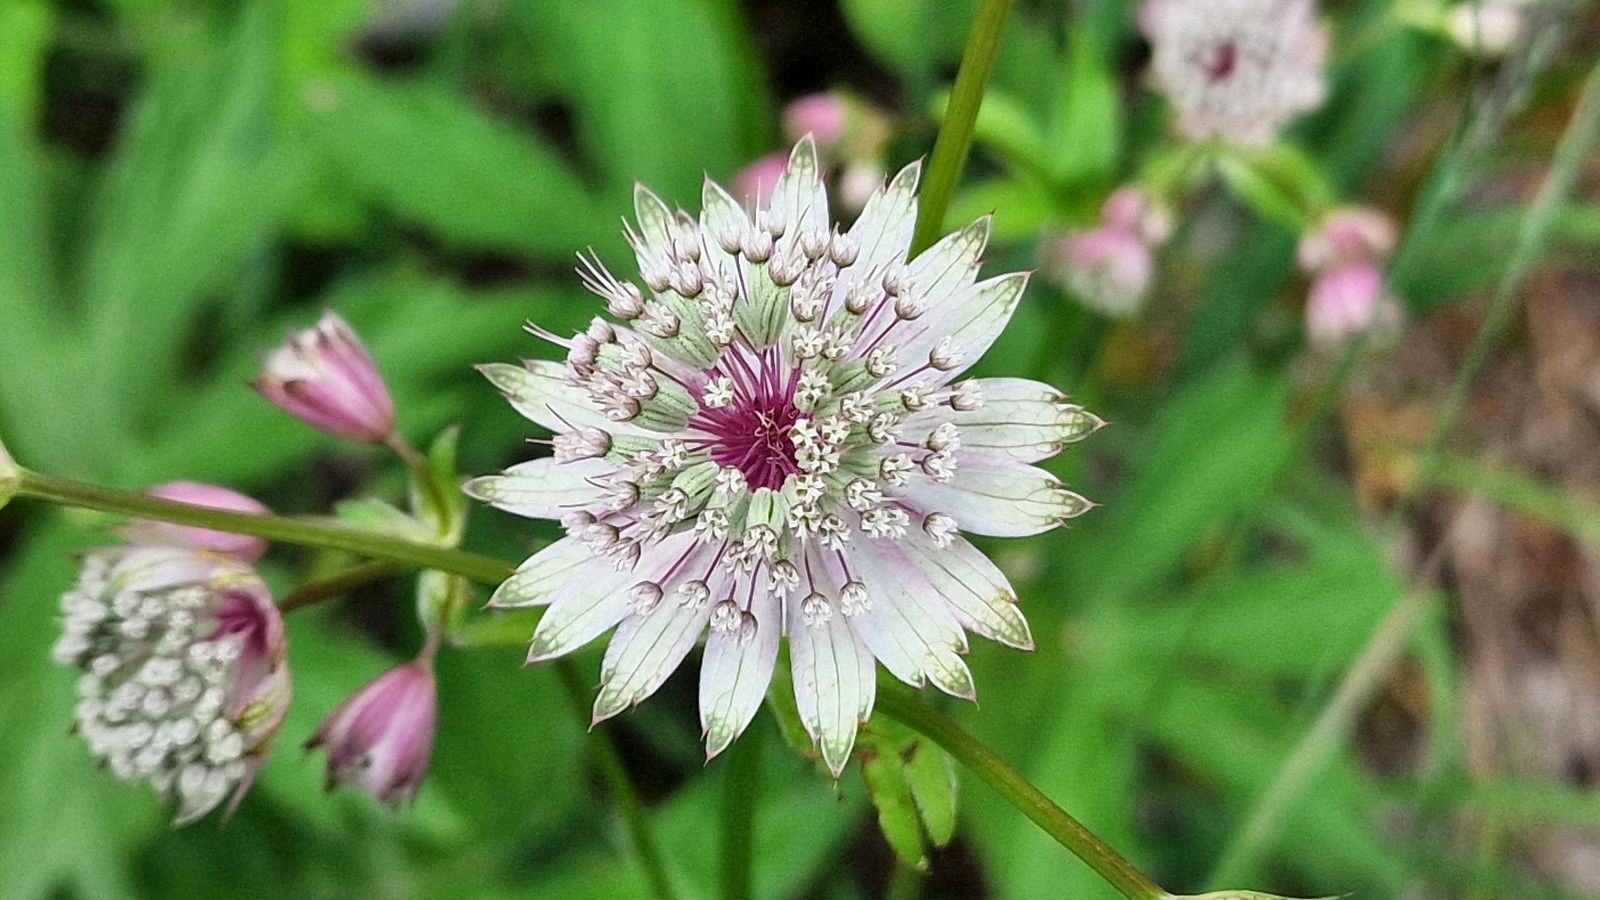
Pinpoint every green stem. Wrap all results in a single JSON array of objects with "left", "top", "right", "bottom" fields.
[
  {"left": 556, "top": 660, "right": 679, "bottom": 900},
  {"left": 12, "top": 469, "right": 512, "bottom": 584},
  {"left": 278, "top": 559, "right": 402, "bottom": 612},
  {"left": 909, "top": 0, "right": 1012, "bottom": 256},
  {"left": 875, "top": 679, "right": 1166, "bottom": 900},
  {"left": 720, "top": 723, "right": 763, "bottom": 900}
]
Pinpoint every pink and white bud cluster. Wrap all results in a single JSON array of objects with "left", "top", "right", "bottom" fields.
[
  {"left": 1041, "top": 187, "right": 1174, "bottom": 318},
  {"left": 53, "top": 544, "right": 290, "bottom": 825},
  {"left": 255, "top": 311, "right": 396, "bottom": 443},
  {"left": 471, "top": 139, "right": 1102, "bottom": 774},
  {"left": 1297, "top": 206, "right": 1402, "bottom": 346},
  {"left": 1141, "top": 0, "right": 1329, "bottom": 147},
  {"left": 307, "top": 660, "right": 437, "bottom": 807}
]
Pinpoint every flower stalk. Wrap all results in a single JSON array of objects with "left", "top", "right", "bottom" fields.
[{"left": 910, "top": 0, "right": 1013, "bottom": 256}]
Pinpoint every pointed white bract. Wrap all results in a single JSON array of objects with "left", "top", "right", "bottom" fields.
[
  {"left": 472, "top": 138, "right": 1100, "bottom": 774},
  {"left": 1141, "top": 0, "right": 1329, "bottom": 147}
]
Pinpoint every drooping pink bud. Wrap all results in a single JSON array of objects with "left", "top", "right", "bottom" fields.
[
  {"left": 119, "top": 481, "right": 271, "bottom": 561},
  {"left": 1305, "top": 262, "right": 1395, "bottom": 346},
  {"left": 1297, "top": 206, "right": 1397, "bottom": 273},
  {"left": 307, "top": 660, "right": 438, "bottom": 807},
  {"left": 1041, "top": 226, "right": 1155, "bottom": 318},
  {"left": 733, "top": 151, "right": 791, "bottom": 203},
  {"left": 255, "top": 311, "right": 396, "bottom": 443},
  {"left": 53, "top": 545, "right": 291, "bottom": 825},
  {"left": 782, "top": 93, "right": 850, "bottom": 150}
]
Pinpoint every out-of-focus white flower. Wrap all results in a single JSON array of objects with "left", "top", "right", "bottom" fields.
[
  {"left": 119, "top": 481, "right": 271, "bottom": 562},
  {"left": 1305, "top": 263, "right": 1399, "bottom": 346},
  {"left": 1444, "top": 1, "right": 1528, "bottom": 58},
  {"left": 307, "top": 660, "right": 437, "bottom": 807},
  {"left": 255, "top": 311, "right": 396, "bottom": 443},
  {"left": 1141, "top": 0, "right": 1329, "bottom": 146},
  {"left": 837, "top": 159, "right": 888, "bottom": 217},
  {"left": 1042, "top": 226, "right": 1156, "bottom": 318},
  {"left": 53, "top": 546, "right": 290, "bottom": 825},
  {"left": 472, "top": 139, "right": 1101, "bottom": 774}
]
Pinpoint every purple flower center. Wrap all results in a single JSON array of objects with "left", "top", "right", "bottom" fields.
[
  {"left": 691, "top": 351, "right": 807, "bottom": 491},
  {"left": 1201, "top": 41, "right": 1238, "bottom": 83}
]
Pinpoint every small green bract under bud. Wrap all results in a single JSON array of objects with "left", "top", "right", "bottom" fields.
[{"left": 0, "top": 434, "right": 18, "bottom": 512}]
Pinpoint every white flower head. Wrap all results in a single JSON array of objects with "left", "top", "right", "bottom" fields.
[
  {"left": 1141, "top": 0, "right": 1329, "bottom": 147},
  {"left": 470, "top": 139, "right": 1098, "bottom": 774}
]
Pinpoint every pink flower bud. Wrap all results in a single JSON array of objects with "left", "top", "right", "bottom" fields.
[
  {"left": 733, "top": 151, "right": 791, "bottom": 203},
  {"left": 307, "top": 660, "right": 437, "bottom": 807},
  {"left": 119, "top": 481, "right": 270, "bottom": 561},
  {"left": 1297, "top": 206, "right": 1397, "bottom": 273},
  {"left": 1041, "top": 226, "right": 1155, "bottom": 318},
  {"left": 255, "top": 311, "right": 396, "bottom": 443},
  {"left": 53, "top": 545, "right": 291, "bottom": 825},
  {"left": 1305, "top": 262, "right": 1394, "bottom": 346},
  {"left": 782, "top": 93, "right": 850, "bottom": 150},
  {"left": 1100, "top": 186, "right": 1174, "bottom": 246}
]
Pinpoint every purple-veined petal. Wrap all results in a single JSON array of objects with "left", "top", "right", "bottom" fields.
[
  {"left": 843, "top": 159, "right": 920, "bottom": 288},
  {"left": 904, "top": 215, "right": 990, "bottom": 316},
  {"left": 488, "top": 537, "right": 592, "bottom": 608},
  {"left": 699, "top": 576, "right": 781, "bottom": 759},
  {"left": 774, "top": 135, "right": 830, "bottom": 240},
  {"left": 478, "top": 360, "right": 652, "bottom": 438},
  {"left": 894, "top": 271, "right": 1028, "bottom": 383},
  {"left": 850, "top": 536, "right": 974, "bottom": 698},
  {"left": 903, "top": 377, "right": 1104, "bottom": 464},
  {"left": 526, "top": 533, "right": 698, "bottom": 662},
  {"left": 463, "top": 457, "right": 615, "bottom": 521},
  {"left": 892, "top": 455, "right": 1090, "bottom": 537},
  {"left": 899, "top": 529, "right": 1033, "bottom": 650},
  {"left": 593, "top": 564, "right": 722, "bottom": 723},
  {"left": 788, "top": 573, "right": 876, "bottom": 777}
]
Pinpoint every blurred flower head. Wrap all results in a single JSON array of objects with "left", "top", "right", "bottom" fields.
[
  {"left": 255, "top": 311, "right": 396, "bottom": 443},
  {"left": 733, "top": 151, "right": 791, "bottom": 204},
  {"left": 472, "top": 138, "right": 1100, "bottom": 774},
  {"left": 1444, "top": 1, "right": 1528, "bottom": 58},
  {"left": 119, "top": 481, "right": 271, "bottom": 562},
  {"left": 1141, "top": 0, "right": 1329, "bottom": 146},
  {"left": 307, "top": 660, "right": 437, "bottom": 807},
  {"left": 0, "top": 432, "right": 17, "bottom": 513},
  {"left": 53, "top": 545, "right": 290, "bottom": 825},
  {"left": 1042, "top": 226, "right": 1155, "bottom": 319},
  {"left": 1305, "top": 262, "right": 1399, "bottom": 347},
  {"left": 1100, "top": 186, "right": 1176, "bottom": 246},
  {"left": 781, "top": 91, "right": 893, "bottom": 162},
  {"left": 1297, "top": 206, "right": 1397, "bottom": 272}
]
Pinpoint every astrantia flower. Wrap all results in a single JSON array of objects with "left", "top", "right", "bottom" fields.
[
  {"left": 307, "top": 660, "right": 437, "bottom": 806},
  {"left": 119, "top": 481, "right": 272, "bottom": 562},
  {"left": 469, "top": 138, "right": 1100, "bottom": 773},
  {"left": 53, "top": 546, "right": 290, "bottom": 824},
  {"left": 1141, "top": 0, "right": 1328, "bottom": 146}
]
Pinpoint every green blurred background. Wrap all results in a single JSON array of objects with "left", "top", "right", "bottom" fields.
[{"left": 3, "top": 0, "right": 1600, "bottom": 897}]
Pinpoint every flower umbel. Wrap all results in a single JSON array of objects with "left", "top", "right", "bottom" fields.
[
  {"left": 255, "top": 310, "right": 396, "bottom": 443},
  {"left": 1141, "top": 0, "right": 1329, "bottom": 146},
  {"left": 307, "top": 660, "right": 437, "bottom": 806},
  {"left": 53, "top": 545, "right": 290, "bottom": 824},
  {"left": 470, "top": 138, "right": 1099, "bottom": 774}
]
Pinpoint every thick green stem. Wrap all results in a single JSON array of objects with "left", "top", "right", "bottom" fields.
[
  {"left": 556, "top": 661, "right": 679, "bottom": 900},
  {"left": 720, "top": 724, "right": 763, "bottom": 900},
  {"left": 875, "top": 679, "right": 1167, "bottom": 900},
  {"left": 13, "top": 469, "right": 512, "bottom": 584},
  {"left": 909, "top": 0, "right": 1012, "bottom": 256}
]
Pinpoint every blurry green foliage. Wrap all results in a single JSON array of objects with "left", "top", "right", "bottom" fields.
[{"left": 0, "top": 0, "right": 1597, "bottom": 898}]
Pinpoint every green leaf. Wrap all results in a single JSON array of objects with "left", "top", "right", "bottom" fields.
[
  {"left": 863, "top": 747, "right": 930, "bottom": 870},
  {"left": 0, "top": 0, "right": 52, "bottom": 122},
  {"left": 933, "top": 85, "right": 1051, "bottom": 179},
  {"left": 410, "top": 425, "right": 466, "bottom": 543},
  {"left": 949, "top": 175, "right": 1059, "bottom": 241},
  {"left": 1047, "top": 21, "right": 1120, "bottom": 188},
  {"left": 333, "top": 497, "right": 434, "bottom": 542},
  {"left": 302, "top": 75, "right": 608, "bottom": 257},
  {"left": 903, "top": 737, "right": 959, "bottom": 846}
]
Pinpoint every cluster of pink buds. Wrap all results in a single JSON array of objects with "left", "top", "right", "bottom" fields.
[
  {"left": 1041, "top": 187, "right": 1174, "bottom": 318},
  {"left": 1297, "top": 207, "right": 1402, "bottom": 347},
  {"left": 735, "top": 91, "right": 894, "bottom": 216},
  {"left": 252, "top": 310, "right": 443, "bottom": 806}
]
